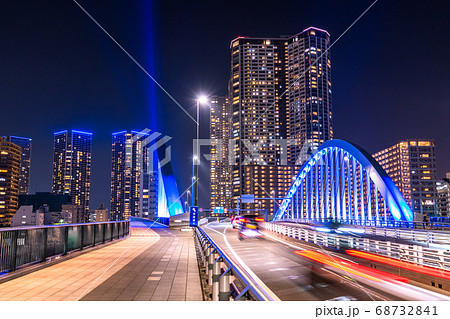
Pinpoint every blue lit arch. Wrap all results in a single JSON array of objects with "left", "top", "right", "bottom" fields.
[{"left": 273, "top": 140, "right": 413, "bottom": 222}]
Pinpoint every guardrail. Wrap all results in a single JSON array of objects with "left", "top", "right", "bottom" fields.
[
  {"left": 0, "top": 220, "right": 130, "bottom": 274},
  {"left": 282, "top": 217, "right": 450, "bottom": 231},
  {"left": 194, "top": 227, "right": 274, "bottom": 301},
  {"left": 262, "top": 222, "right": 450, "bottom": 272}
]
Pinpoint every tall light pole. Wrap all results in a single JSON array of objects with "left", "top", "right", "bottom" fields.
[
  {"left": 194, "top": 96, "right": 208, "bottom": 207},
  {"left": 187, "top": 190, "right": 191, "bottom": 211},
  {"left": 191, "top": 157, "right": 196, "bottom": 206}
]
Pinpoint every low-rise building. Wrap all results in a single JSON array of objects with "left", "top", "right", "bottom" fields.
[
  {"left": 61, "top": 204, "right": 84, "bottom": 224},
  {"left": 10, "top": 205, "right": 43, "bottom": 227},
  {"left": 95, "top": 203, "right": 109, "bottom": 222}
]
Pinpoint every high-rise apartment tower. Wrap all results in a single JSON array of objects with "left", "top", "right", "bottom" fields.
[
  {"left": 2, "top": 136, "right": 32, "bottom": 195},
  {"left": 51, "top": 130, "right": 92, "bottom": 213}
]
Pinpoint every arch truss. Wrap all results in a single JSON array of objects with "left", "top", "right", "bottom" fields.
[{"left": 273, "top": 140, "right": 413, "bottom": 222}]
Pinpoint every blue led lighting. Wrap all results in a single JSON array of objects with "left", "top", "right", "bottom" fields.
[
  {"left": 155, "top": 140, "right": 184, "bottom": 217},
  {"left": 72, "top": 130, "right": 93, "bottom": 135},
  {"left": 273, "top": 139, "right": 414, "bottom": 223},
  {"left": 112, "top": 130, "right": 127, "bottom": 135},
  {"left": 9, "top": 136, "right": 32, "bottom": 141}
]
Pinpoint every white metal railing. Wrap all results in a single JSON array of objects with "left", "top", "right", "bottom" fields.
[
  {"left": 282, "top": 218, "right": 450, "bottom": 246},
  {"left": 262, "top": 222, "right": 450, "bottom": 272}
]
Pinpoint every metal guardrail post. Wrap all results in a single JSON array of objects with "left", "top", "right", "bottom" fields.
[
  {"left": 93, "top": 224, "right": 96, "bottom": 247},
  {"left": 63, "top": 227, "right": 69, "bottom": 255},
  {"left": 41, "top": 228, "right": 48, "bottom": 262},
  {"left": 102, "top": 223, "right": 106, "bottom": 243},
  {"left": 10, "top": 230, "right": 18, "bottom": 272},
  {"left": 111, "top": 223, "right": 115, "bottom": 241},
  {"left": 208, "top": 249, "right": 215, "bottom": 285},
  {"left": 219, "top": 268, "right": 231, "bottom": 301},
  {"left": 80, "top": 225, "right": 85, "bottom": 251},
  {"left": 204, "top": 246, "right": 210, "bottom": 269},
  {"left": 212, "top": 256, "right": 221, "bottom": 301}
]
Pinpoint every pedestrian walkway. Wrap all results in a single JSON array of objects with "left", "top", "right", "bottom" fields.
[{"left": 0, "top": 226, "right": 203, "bottom": 301}]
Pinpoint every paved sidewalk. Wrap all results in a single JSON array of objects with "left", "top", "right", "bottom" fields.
[{"left": 0, "top": 227, "right": 202, "bottom": 301}]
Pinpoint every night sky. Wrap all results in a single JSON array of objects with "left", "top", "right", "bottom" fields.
[{"left": 1, "top": 1, "right": 449, "bottom": 210}]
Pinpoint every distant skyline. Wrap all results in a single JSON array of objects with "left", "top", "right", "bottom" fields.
[{"left": 0, "top": 1, "right": 448, "bottom": 210}]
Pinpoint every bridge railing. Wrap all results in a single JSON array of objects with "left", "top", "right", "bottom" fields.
[
  {"left": 194, "top": 227, "right": 274, "bottom": 301},
  {"left": 282, "top": 217, "right": 450, "bottom": 231},
  {"left": 0, "top": 220, "right": 130, "bottom": 274},
  {"left": 262, "top": 222, "right": 450, "bottom": 272}
]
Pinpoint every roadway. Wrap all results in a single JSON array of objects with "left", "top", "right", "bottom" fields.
[
  {"left": 202, "top": 221, "right": 450, "bottom": 301},
  {"left": 202, "top": 221, "right": 385, "bottom": 301}
]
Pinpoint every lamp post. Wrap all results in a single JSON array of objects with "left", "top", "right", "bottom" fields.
[
  {"left": 191, "top": 157, "right": 196, "bottom": 206},
  {"left": 186, "top": 190, "right": 191, "bottom": 211},
  {"left": 194, "top": 96, "right": 208, "bottom": 207}
]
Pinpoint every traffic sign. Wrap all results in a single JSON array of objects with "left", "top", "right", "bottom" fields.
[
  {"left": 189, "top": 206, "right": 199, "bottom": 227},
  {"left": 213, "top": 207, "right": 224, "bottom": 214},
  {"left": 241, "top": 194, "right": 255, "bottom": 203}
]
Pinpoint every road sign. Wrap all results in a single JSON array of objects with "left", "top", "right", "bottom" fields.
[
  {"left": 189, "top": 206, "right": 199, "bottom": 227},
  {"left": 213, "top": 207, "right": 224, "bottom": 214},
  {"left": 241, "top": 194, "right": 255, "bottom": 203}
]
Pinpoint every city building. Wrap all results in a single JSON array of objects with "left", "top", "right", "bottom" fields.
[
  {"left": 51, "top": 130, "right": 92, "bottom": 213},
  {"left": 373, "top": 139, "right": 437, "bottom": 220},
  {"left": 210, "top": 96, "right": 232, "bottom": 209},
  {"left": 10, "top": 205, "right": 43, "bottom": 227},
  {"left": 2, "top": 136, "right": 32, "bottom": 195},
  {"left": 0, "top": 137, "right": 21, "bottom": 227},
  {"left": 110, "top": 131, "right": 158, "bottom": 221},
  {"left": 218, "top": 27, "right": 332, "bottom": 209},
  {"left": 287, "top": 27, "right": 333, "bottom": 164},
  {"left": 61, "top": 204, "right": 84, "bottom": 224},
  {"left": 240, "top": 165, "right": 301, "bottom": 219},
  {"left": 95, "top": 203, "right": 109, "bottom": 222},
  {"left": 436, "top": 172, "right": 450, "bottom": 217}
]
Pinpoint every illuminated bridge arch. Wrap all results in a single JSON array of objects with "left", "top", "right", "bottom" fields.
[{"left": 273, "top": 140, "right": 413, "bottom": 222}]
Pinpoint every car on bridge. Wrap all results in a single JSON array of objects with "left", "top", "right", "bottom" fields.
[{"left": 236, "top": 214, "right": 265, "bottom": 240}]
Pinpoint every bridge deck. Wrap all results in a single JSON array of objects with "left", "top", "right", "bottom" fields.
[{"left": 0, "top": 227, "right": 203, "bottom": 301}]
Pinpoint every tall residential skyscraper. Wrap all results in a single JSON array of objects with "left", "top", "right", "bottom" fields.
[
  {"left": 287, "top": 28, "right": 333, "bottom": 164},
  {"left": 51, "top": 130, "right": 92, "bottom": 213},
  {"left": 210, "top": 96, "right": 232, "bottom": 209},
  {"left": 0, "top": 137, "right": 21, "bottom": 227},
  {"left": 2, "top": 136, "right": 32, "bottom": 195},
  {"left": 110, "top": 131, "right": 158, "bottom": 221},
  {"left": 225, "top": 27, "right": 332, "bottom": 208},
  {"left": 373, "top": 139, "right": 437, "bottom": 219}
]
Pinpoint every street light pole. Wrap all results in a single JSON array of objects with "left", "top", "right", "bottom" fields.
[
  {"left": 191, "top": 157, "right": 196, "bottom": 207},
  {"left": 193, "top": 96, "right": 208, "bottom": 208},
  {"left": 195, "top": 99, "right": 200, "bottom": 207}
]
